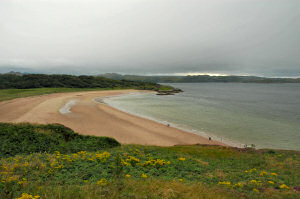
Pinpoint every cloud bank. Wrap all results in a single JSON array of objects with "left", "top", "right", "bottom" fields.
[{"left": 0, "top": 0, "right": 299, "bottom": 76}]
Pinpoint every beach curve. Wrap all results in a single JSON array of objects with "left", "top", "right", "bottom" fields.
[{"left": 0, "top": 89, "right": 224, "bottom": 146}]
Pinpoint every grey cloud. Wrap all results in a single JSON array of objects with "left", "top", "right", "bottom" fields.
[{"left": 0, "top": 0, "right": 299, "bottom": 76}]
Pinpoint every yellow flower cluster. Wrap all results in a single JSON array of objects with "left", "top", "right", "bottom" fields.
[
  {"left": 143, "top": 158, "right": 171, "bottom": 167},
  {"left": 97, "top": 178, "right": 108, "bottom": 186},
  {"left": 218, "top": 181, "right": 231, "bottom": 185},
  {"left": 244, "top": 168, "right": 257, "bottom": 173},
  {"left": 259, "top": 171, "right": 268, "bottom": 176},
  {"left": 17, "top": 178, "right": 27, "bottom": 185},
  {"left": 232, "top": 182, "right": 243, "bottom": 188},
  {"left": 279, "top": 184, "right": 289, "bottom": 189},
  {"left": 46, "top": 151, "right": 111, "bottom": 174},
  {"left": 141, "top": 173, "right": 148, "bottom": 178},
  {"left": 15, "top": 193, "right": 40, "bottom": 199},
  {"left": 245, "top": 169, "right": 279, "bottom": 178},
  {"left": 121, "top": 155, "right": 140, "bottom": 166},
  {"left": 253, "top": 188, "right": 259, "bottom": 193},
  {"left": 125, "top": 174, "right": 131, "bottom": 178},
  {"left": 1, "top": 176, "right": 18, "bottom": 183},
  {"left": 178, "top": 157, "right": 186, "bottom": 161},
  {"left": 95, "top": 151, "right": 111, "bottom": 162},
  {"left": 250, "top": 179, "right": 262, "bottom": 186}
]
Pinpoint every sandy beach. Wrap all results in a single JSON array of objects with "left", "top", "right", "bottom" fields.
[{"left": 0, "top": 90, "right": 223, "bottom": 146}]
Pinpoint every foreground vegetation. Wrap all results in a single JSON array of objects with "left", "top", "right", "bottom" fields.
[
  {"left": 1, "top": 124, "right": 300, "bottom": 198},
  {"left": 0, "top": 123, "right": 120, "bottom": 158}
]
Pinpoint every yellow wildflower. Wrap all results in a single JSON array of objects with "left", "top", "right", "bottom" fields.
[
  {"left": 141, "top": 173, "right": 148, "bottom": 178},
  {"left": 249, "top": 168, "right": 257, "bottom": 173},
  {"left": 233, "top": 182, "right": 243, "bottom": 188},
  {"left": 17, "top": 178, "right": 27, "bottom": 185},
  {"left": 143, "top": 158, "right": 170, "bottom": 167},
  {"left": 259, "top": 171, "right": 268, "bottom": 176},
  {"left": 95, "top": 152, "right": 111, "bottom": 162},
  {"left": 253, "top": 188, "right": 259, "bottom": 193},
  {"left": 218, "top": 181, "right": 231, "bottom": 186},
  {"left": 178, "top": 157, "right": 186, "bottom": 161},
  {"left": 125, "top": 174, "right": 131, "bottom": 178},
  {"left": 178, "top": 179, "right": 183, "bottom": 182},
  {"left": 268, "top": 181, "right": 274, "bottom": 184},
  {"left": 97, "top": 178, "right": 108, "bottom": 186},
  {"left": 279, "top": 184, "right": 289, "bottom": 189},
  {"left": 15, "top": 193, "right": 40, "bottom": 199},
  {"left": 271, "top": 172, "right": 278, "bottom": 176}
]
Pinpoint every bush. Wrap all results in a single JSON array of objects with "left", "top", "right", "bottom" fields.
[{"left": 0, "top": 123, "right": 120, "bottom": 157}]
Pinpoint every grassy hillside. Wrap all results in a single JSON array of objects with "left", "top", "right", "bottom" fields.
[
  {"left": 0, "top": 123, "right": 120, "bottom": 158},
  {"left": 1, "top": 124, "right": 300, "bottom": 199}
]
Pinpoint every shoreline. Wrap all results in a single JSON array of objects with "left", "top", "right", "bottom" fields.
[
  {"left": 0, "top": 89, "right": 225, "bottom": 146},
  {"left": 101, "top": 93, "right": 243, "bottom": 148}
]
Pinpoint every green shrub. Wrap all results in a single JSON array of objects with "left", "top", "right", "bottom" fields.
[{"left": 0, "top": 123, "right": 120, "bottom": 157}]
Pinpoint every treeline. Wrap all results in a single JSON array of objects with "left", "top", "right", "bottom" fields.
[
  {"left": 100, "top": 73, "right": 300, "bottom": 83},
  {"left": 0, "top": 74, "right": 162, "bottom": 90}
]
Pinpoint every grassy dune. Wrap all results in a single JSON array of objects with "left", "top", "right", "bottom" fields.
[{"left": 1, "top": 124, "right": 300, "bottom": 199}]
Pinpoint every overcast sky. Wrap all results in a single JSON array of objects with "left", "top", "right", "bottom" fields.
[{"left": 0, "top": 0, "right": 299, "bottom": 76}]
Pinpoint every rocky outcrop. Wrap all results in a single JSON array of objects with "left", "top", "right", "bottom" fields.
[{"left": 156, "top": 88, "right": 183, "bottom": 95}]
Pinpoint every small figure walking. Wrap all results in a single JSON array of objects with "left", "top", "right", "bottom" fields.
[
  {"left": 209, "top": 137, "right": 212, "bottom": 141},
  {"left": 167, "top": 124, "right": 170, "bottom": 127}
]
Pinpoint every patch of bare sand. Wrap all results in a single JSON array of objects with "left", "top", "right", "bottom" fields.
[{"left": 0, "top": 90, "right": 223, "bottom": 146}]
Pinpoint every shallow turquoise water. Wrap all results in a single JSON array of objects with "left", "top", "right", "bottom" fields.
[{"left": 104, "top": 83, "right": 300, "bottom": 150}]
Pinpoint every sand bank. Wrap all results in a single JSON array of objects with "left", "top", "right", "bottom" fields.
[
  {"left": 0, "top": 90, "right": 223, "bottom": 146},
  {"left": 59, "top": 99, "right": 78, "bottom": 114}
]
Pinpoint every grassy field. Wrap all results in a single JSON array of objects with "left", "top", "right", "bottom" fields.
[
  {"left": 0, "top": 87, "right": 131, "bottom": 102},
  {"left": 1, "top": 124, "right": 300, "bottom": 199}
]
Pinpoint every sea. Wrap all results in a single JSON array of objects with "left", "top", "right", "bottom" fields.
[{"left": 103, "top": 83, "right": 300, "bottom": 150}]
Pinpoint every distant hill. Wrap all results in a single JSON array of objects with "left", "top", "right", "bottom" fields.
[
  {"left": 4, "top": 71, "right": 23, "bottom": 76},
  {"left": 100, "top": 73, "right": 300, "bottom": 83}
]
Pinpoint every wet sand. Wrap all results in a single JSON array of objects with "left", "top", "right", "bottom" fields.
[{"left": 0, "top": 90, "right": 223, "bottom": 146}]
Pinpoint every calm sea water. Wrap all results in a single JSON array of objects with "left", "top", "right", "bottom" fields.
[{"left": 104, "top": 83, "right": 300, "bottom": 150}]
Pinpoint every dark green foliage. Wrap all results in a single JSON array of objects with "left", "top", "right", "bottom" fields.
[
  {"left": 0, "top": 74, "right": 162, "bottom": 90},
  {"left": 0, "top": 123, "right": 120, "bottom": 157}
]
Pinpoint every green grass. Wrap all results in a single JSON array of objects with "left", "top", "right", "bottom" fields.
[
  {"left": 1, "top": 124, "right": 300, "bottom": 198},
  {"left": 0, "top": 123, "right": 120, "bottom": 158},
  {"left": 158, "top": 85, "right": 174, "bottom": 91},
  {"left": 0, "top": 87, "right": 130, "bottom": 102}
]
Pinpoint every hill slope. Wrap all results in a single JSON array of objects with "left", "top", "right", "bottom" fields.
[
  {"left": 0, "top": 123, "right": 299, "bottom": 199},
  {"left": 0, "top": 123, "right": 120, "bottom": 157}
]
